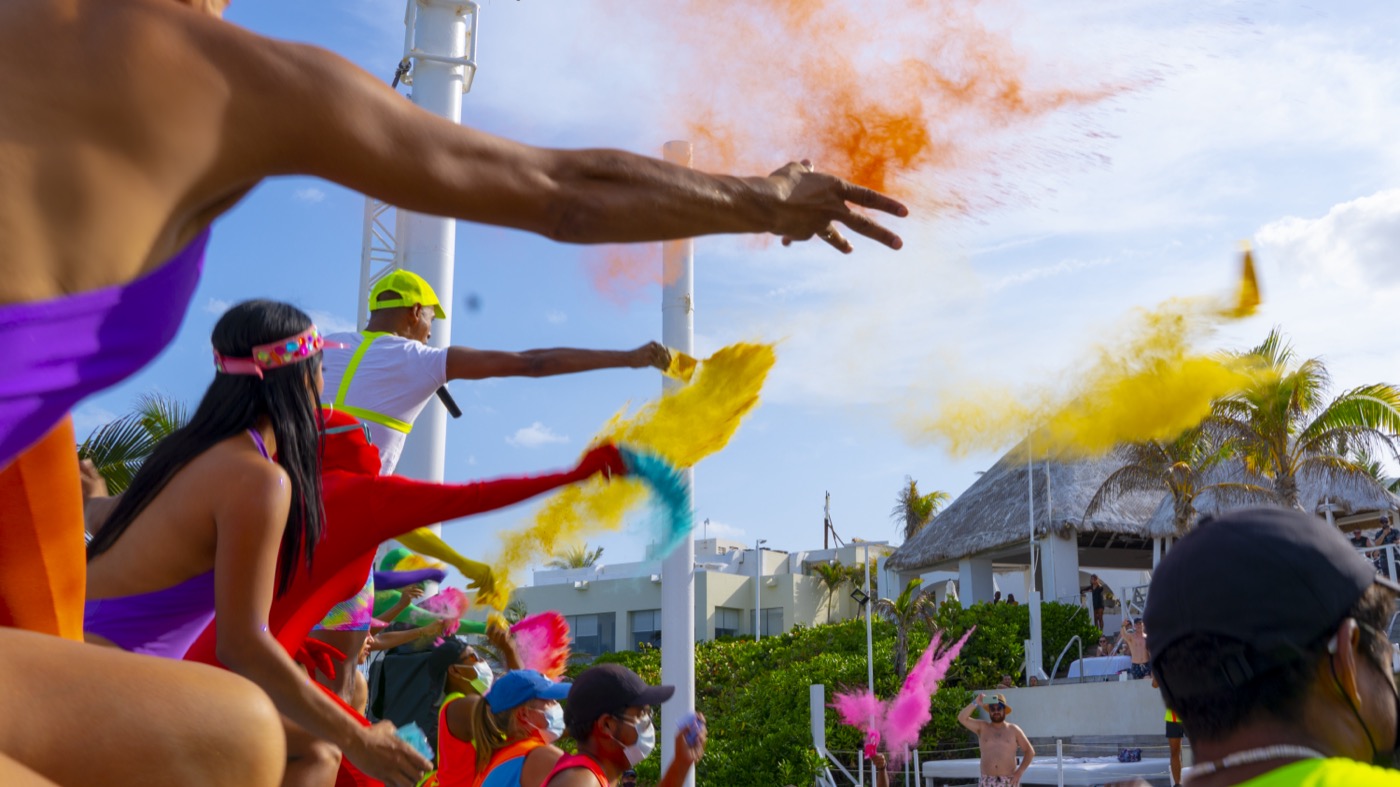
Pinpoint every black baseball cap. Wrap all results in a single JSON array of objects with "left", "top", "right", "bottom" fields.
[
  {"left": 1146, "top": 507, "right": 1400, "bottom": 696},
  {"left": 564, "top": 664, "right": 674, "bottom": 736},
  {"left": 426, "top": 636, "right": 472, "bottom": 688}
]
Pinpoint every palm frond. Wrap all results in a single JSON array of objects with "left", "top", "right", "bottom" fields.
[
  {"left": 1084, "top": 462, "right": 1169, "bottom": 522},
  {"left": 1297, "top": 386, "right": 1400, "bottom": 450},
  {"left": 78, "top": 413, "right": 157, "bottom": 494},
  {"left": 135, "top": 393, "right": 189, "bottom": 440}
]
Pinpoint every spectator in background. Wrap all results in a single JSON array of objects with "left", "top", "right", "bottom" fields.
[
  {"left": 1006, "top": 594, "right": 1019, "bottom": 606},
  {"left": 620, "top": 770, "right": 637, "bottom": 787},
  {"left": 1082, "top": 575, "right": 1108, "bottom": 631},
  {"left": 1375, "top": 518, "right": 1398, "bottom": 549},
  {"left": 1122, "top": 618, "right": 1150, "bottom": 679},
  {"left": 992, "top": 591, "right": 1002, "bottom": 604},
  {"left": 957, "top": 694, "right": 1035, "bottom": 787},
  {"left": 1091, "top": 635, "right": 1116, "bottom": 658},
  {"left": 1351, "top": 530, "right": 1373, "bottom": 548},
  {"left": 997, "top": 675, "right": 1015, "bottom": 689}
]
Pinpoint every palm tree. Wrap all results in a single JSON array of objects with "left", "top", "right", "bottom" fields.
[
  {"left": 1350, "top": 445, "right": 1400, "bottom": 495},
  {"left": 811, "top": 561, "right": 848, "bottom": 624},
  {"left": 1211, "top": 329, "right": 1400, "bottom": 509},
  {"left": 78, "top": 393, "right": 189, "bottom": 494},
  {"left": 1084, "top": 427, "right": 1270, "bottom": 535},
  {"left": 503, "top": 598, "right": 529, "bottom": 625},
  {"left": 546, "top": 544, "right": 604, "bottom": 570},
  {"left": 873, "top": 578, "right": 936, "bottom": 679},
  {"left": 890, "top": 477, "right": 950, "bottom": 542}
]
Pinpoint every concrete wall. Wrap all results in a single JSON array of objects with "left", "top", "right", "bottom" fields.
[{"left": 975, "top": 679, "right": 1167, "bottom": 738}]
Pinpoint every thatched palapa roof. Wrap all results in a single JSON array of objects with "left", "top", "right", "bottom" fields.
[
  {"left": 886, "top": 440, "right": 1171, "bottom": 572},
  {"left": 1145, "top": 462, "right": 1400, "bottom": 533}
]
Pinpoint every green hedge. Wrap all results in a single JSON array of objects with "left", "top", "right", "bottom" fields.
[{"left": 570, "top": 601, "right": 1096, "bottom": 786}]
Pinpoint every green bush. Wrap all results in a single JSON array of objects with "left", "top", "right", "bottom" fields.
[{"left": 571, "top": 602, "right": 1093, "bottom": 786}]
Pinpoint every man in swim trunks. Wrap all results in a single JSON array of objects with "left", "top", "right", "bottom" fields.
[
  {"left": 1147, "top": 507, "right": 1400, "bottom": 786},
  {"left": 1122, "top": 617, "right": 1150, "bottom": 679},
  {"left": 957, "top": 693, "right": 1034, "bottom": 787}
]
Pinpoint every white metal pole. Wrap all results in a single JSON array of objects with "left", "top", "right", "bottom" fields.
[
  {"left": 1027, "top": 435, "right": 1045, "bottom": 681},
  {"left": 1057, "top": 739, "right": 1065, "bottom": 787},
  {"left": 865, "top": 544, "right": 875, "bottom": 690},
  {"left": 754, "top": 538, "right": 766, "bottom": 642},
  {"left": 659, "top": 140, "right": 697, "bottom": 787},
  {"left": 395, "top": 0, "right": 473, "bottom": 492}
]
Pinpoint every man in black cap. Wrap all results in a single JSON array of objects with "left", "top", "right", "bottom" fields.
[
  {"left": 544, "top": 663, "right": 706, "bottom": 787},
  {"left": 1147, "top": 507, "right": 1400, "bottom": 786}
]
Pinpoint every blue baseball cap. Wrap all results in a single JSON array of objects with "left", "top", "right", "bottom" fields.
[{"left": 485, "top": 670, "right": 571, "bottom": 714}]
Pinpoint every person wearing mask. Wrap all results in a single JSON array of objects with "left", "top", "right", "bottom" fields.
[
  {"left": 1148, "top": 507, "right": 1400, "bottom": 786},
  {"left": 471, "top": 670, "right": 572, "bottom": 787},
  {"left": 544, "top": 664, "right": 706, "bottom": 787},
  {"left": 427, "top": 627, "right": 521, "bottom": 787}
]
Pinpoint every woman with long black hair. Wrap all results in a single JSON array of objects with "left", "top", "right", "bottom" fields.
[{"left": 83, "top": 300, "right": 430, "bottom": 787}]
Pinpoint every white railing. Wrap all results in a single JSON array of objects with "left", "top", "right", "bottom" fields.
[{"left": 1358, "top": 543, "right": 1399, "bottom": 584}]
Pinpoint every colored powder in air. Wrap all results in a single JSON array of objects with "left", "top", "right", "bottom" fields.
[
  {"left": 588, "top": 0, "right": 1130, "bottom": 297},
  {"left": 480, "top": 343, "right": 777, "bottom": 607},
  {"left": 917, "top": 251, "right": 1270, "bottom": 458}
]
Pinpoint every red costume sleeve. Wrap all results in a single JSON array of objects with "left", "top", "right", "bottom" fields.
[{"left": 184, "top": 445, "right": 625, "bottom": 665}]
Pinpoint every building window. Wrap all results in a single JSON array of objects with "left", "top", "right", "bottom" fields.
[
  {"left": 764, "top": 607, "right": 783, "bottom": 636},
  {"left": 565, "top": 613, "right": 615, "bottom": 658},
  {"left": 714, "top": 607, "right": 741, "bottom": 639},
  {"left": 630, "top": 609, "right": 663, "bottom": 651}
]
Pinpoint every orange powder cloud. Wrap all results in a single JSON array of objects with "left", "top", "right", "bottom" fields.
[
  {"left": 587, "top": 0, "right": 1131, "bottom": 295},
  {"left": 651, "top": 0, "right": 1125, "bottom": 207}
]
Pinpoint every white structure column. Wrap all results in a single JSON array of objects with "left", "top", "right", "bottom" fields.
[
  {"left": 394, "top": 0, "right": 478, "bottom": 489},
  {"left": 958, "top": 556, "right": 995, "bottom": 605},
  {"left": 659, "top": 140, "right": 696, "bottom": 786},
  {"left": 1039, "top": 533, "right": 1081, "bottom": 604}
]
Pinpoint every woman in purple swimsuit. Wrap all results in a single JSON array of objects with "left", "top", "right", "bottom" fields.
[
  {"left": 0, "top": 1, "right": 905, "bottom": 783},
  {"left": 82, "top": 300, "right": 430, "bottom": 787}
]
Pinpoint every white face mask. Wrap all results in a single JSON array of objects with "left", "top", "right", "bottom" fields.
[
  {"left": 617, "top": 717, "right": 656, "bottom": 766},
  {"left": 472, "top": 662, "right": 494, "bottom": 693},
  {"left": 528, "top": 703, "right": 566, "bottom": 744}
]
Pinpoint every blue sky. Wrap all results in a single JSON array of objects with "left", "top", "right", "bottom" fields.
[{"left": 78, "top": 0, "right": 1400, "bottom": 584}]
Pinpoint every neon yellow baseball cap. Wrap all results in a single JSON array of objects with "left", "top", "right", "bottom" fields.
[{"left": 369, "top": 270, "right": 446, "bottom": 319}]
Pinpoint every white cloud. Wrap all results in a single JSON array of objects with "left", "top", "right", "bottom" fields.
[
  {"left": 1246, "top": 190, "right": 1400, "bottom": 391},
  {"left": 306, "top": 310, "right": 358, "bottom": 335},
  {"left": 204, "top": 297, "right": 232, "bottom": 315},
  {"left": 72, "top": 404, "right": 119, "bottom": 440},
  {"left": 294, "top": 187, "right": 327, "bottom": 204},
  {"left": 506, "top": 422, "right": 570, "bottom": 448},
  {"left": 1256, "top": 190, "right": 1400, "bottom": 290},
  {"left": 546, "top": 310, "right": 568, "bottom": 324}
]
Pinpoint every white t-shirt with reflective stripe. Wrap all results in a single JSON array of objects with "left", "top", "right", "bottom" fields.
[{"left": 321, "top": 332, "right": 448, "bottom": 475}]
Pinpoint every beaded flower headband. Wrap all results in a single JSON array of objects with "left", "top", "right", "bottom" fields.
[{"left": 213, "top": 326, "right": 343, "bottom": 379}]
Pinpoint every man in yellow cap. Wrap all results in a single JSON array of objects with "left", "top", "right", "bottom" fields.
[
  {"left": 327, "top": 269, "right": 669, "bottom": 475},
  {"left": 309, "top": 269, "right": 669, "bottom": 704}
]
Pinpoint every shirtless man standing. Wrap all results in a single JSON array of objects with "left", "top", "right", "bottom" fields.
[
  {"left": 1122, "top": 617, "right": 1150, "bottom": 679},
  {"left": 957, "top": 693, "right": 1035, "bottom": 787}
]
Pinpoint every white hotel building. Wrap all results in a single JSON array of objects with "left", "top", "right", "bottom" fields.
[{"left": 510, "top": 538, "right": 897, "bottom": 657}]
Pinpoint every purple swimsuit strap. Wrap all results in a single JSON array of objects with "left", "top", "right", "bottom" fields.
[{"left": 247, "top": 428, "right": 271, "bottom": 460}]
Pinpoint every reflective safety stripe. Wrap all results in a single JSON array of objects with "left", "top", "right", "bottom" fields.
[{"left": 333, "top": 332, "right": 413, "bottom": 434}]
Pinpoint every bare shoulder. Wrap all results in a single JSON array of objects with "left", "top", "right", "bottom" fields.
[{"left": 197, "top": 435, "right": 290, "bottom": 512}]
